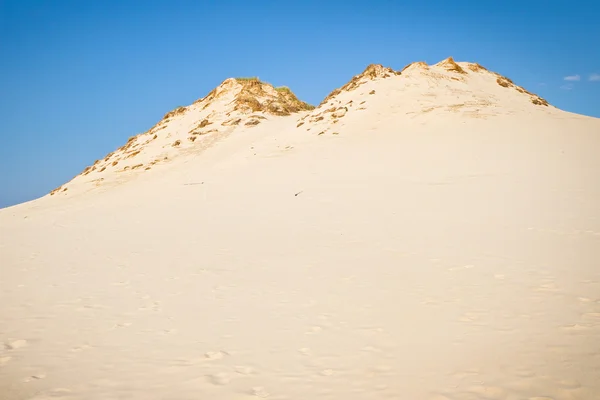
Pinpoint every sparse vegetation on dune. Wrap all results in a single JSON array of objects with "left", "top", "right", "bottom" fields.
[
  {"left": 50, "top": 58, "right": 558, "bottom": 199},
  {"left": 275, "top": 86, "right": 291, "bottom": 93},
  {"left": 162, "top": 106, "right": 187, "bottom": 121},
  {"left": 232, "top": 80, "right": 315, "bottom": 115},
  {"left": 319, "top": 64, "right": 397, "bottom": 107},
  {"left": 400, "top": 61, "right": 428, "bottom": 73},
  {"left": 234, "top": 77, "right": 260, "bottom": 82},
  {"left": 495, "top": 74, "right": 549, "bottom": 106}
]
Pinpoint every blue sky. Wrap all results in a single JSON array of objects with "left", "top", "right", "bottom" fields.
[{"left": 1, "top": 0, "right": 599, "bottom": 208}]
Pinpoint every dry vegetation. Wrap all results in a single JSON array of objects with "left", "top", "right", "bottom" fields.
[
  {"left": 172, "top": 140, "right": 181, "bottom": 147},
  {"left": 400, "top": 61, "right": 428, "bottom": 73},
  {"left": 466, "top": 63, "right": 488, "bottom": 72},
  {"left": 222, "top": 118, "right": 242, "bottom": 126},
  {"left": 438, "top": 57, "right": 467, "bottom": 74},
  {"left": 496, "top": 77, "right": 512, "bottom": 88},
  {"left": 49, "top": 186, "right": 63, "bottom": 195},
  {"left": 235, "top": 77, "right": 260, "bottom": 82},
  {"left": 531, "top": 98, "right": 549, "bottom": 106},
  {"left": 198, "top": 119, "right": 212, "bottom": 128},
  {"left": 319, "top": 64, "right": 397, "bottom": 106},
  {"left": 126, "top": 150, "right": 141, "bottom": 159},
  {"left": 232, "top": 79, "right": 314, "bottom": 116},
  {"left": 162, "top": 106, "right": 187, "bottom": 121},
  {"left": 495, "top": 74, "right": 549, "bottom": 106}
]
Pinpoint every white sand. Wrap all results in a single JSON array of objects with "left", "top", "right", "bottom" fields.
[{"left": 2, "top": 60, "right": 600, "bottom": 399}]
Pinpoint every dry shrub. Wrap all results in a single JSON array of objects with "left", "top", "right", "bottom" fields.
[
  {"left": 319, "top": 64, "right": 396, "bottom": 106},
  {"left": 188, "top": 136, "right": 197, "bottom": 142},
  {"left": 162, "top": 106, "right": 186, "bottom": 121},
  {"left": 172, "top": 140, "right": 181, "bottom": 147},
  {"left": 245, "top": 119, "right": 260, "bottom": 126},
  {"left": 49, "top": 186, "right": 63, "bottom": 195},
  {"left": 439, "top": 57, "right": 467, "bottom": 74},
  {"left": 297, "top": 122, "right": 304, "bottom": 128},
  {"left": 496, "top": 77, "right": 511, "bottom": 88},
  {"left": 369, "top": 90, "right": 376, "bottom": 95},
  {"left": 198, "top": 119, "right": 211, "bottom": 128},
  {"left": 222, "top": 118, "right": 241, "bottom": 126},
  {"left": 194, "top": 88, "right": 217, "bottom": 105},
  {"left": 126, "top": 150, "right": 141, "bottom": 159},
  {"left": 467, "top": 63, "right": 487, "bottom": 72},
  {"left": 400, "top": 61, "right": 428, "bottom": 73},
  {"left": 112, "top": 161, "right": 119, "bottom": 166},
  {"left": 99, "top": 166, "right": 106, "bottom": 172},
  {"left": 131, "top": 164, "right": 144, "bottom": 170}
]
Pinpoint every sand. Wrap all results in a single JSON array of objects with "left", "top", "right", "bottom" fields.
[{"left": 1, "top": 60, "right": 600, "bottom": 399}]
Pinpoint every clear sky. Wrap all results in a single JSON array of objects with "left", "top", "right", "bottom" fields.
[{"left": 1, "top": 0, "right": 599, "bottom": 208}]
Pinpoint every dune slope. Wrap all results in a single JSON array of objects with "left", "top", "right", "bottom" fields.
[{"left": 1, "top": 59, "right": 600, "bottom": 400}]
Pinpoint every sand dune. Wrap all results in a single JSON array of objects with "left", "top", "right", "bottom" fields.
[{"left": 1, "top": 59, "right": 600, "bottom": 399}]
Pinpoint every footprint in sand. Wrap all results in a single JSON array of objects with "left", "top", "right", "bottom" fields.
[
  {"left": 581, "top": 312, "right": 600, "bottom": 324},
  {"left": 464, "top": 385, "right": 507, "bottom": 400},
  {"left": 561, "top": 323, "right": 593, "bottom": 333},
  {"left": 111, "top": 322, "right": 132, "bottom": 329},
  {"left": 29, "top": 388, "right": 74, "bottom": 399},
  {"left": 250, "top": 386, "right": 270, "bottom": 398},
  {"left": 205, "top": 350, "right": 229, "bottom": 360},
  {"left": 557, "top": 379, "right": 581, "bottom": 389},
  {"left": 23, "top": 373, "right": 47, "bottom": 382},
  {"left": 534, "top": 281, "right": 561, "bottom": 293},
  {"left": 206, "top": 372, "right": 230, "bottom": 386},
  {"left": 5, "top": 339, "right": 28, "bottom": 350},
  {"left": 428, "top": 395, "right": 454, "bottom": 400},
  {"left": 448, "top": 264, "right": 475, "bottom": 271},
  {"left": 305, "top": 326, "right": 323, "bottom": 334},
  {"left": 70, "top": 344, "right": 92, "bottom": 352},
  {"left": 298, "top": 347, "right": 311, "bottom": 356},
  {"left": 361, "top": 346, "right": 382, "bottom": 353},
  {"left": 234, "top": 366, "right": 256, "bottom": 375}
]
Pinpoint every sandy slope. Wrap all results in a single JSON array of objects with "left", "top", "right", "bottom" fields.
[{"left": 2, "top": 61, "right": 600, "bottom": 399}]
